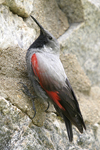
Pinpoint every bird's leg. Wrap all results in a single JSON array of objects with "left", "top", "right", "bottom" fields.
[
  {"left": 45, "top": 101, "right": 50, "bottom": 112},
  {"left": 18, "top": 82, "right": 37, "bottom": 118},
  {"left": 18, "top": 82, "right": 36, "bottom": 99}
]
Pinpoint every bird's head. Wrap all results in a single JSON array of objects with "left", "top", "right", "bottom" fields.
[{"left": 30, "top": 16, "right": 60, "bottom": 54}]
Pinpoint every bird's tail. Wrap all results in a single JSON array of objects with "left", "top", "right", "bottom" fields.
[{"left": 63, "top": 114, "right": 73, "bottom": 142}]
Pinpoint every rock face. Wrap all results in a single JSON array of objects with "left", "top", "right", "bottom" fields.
[
  {"left": 56, "top": 0, "right": 84, "bottom": 23},
  {"left": 2, "top": 0, "right": 33, "bottom": 17},
  {"left": 58, "top": 0, "right": 100, "bottom": 86},
  {"left": 0, "top": 5, "right": 35, "bottom": 50},
  {"left": 0, "top": 96, "right": 100, "bottom": 150},
  {"left": 25, "top": 0, "right": 69, "bottom": 38},
  {"left": 0, "top": 0, "right": 100, "bottom": 149}
]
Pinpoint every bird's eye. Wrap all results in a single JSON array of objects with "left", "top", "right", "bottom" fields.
[{"left": 48, "top": 36, "right": 52, "bottom": 40}]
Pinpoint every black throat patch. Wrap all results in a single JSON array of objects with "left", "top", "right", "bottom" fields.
[{"left": 29, "top": 32, "right": 48, "bottom": 49}]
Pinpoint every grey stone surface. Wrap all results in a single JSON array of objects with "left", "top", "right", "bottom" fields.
[
  {"left": 25, "top": 0, "right": 69, "bottom": 38},
  {"left": 2, "top": 0, "right": 33, "bottom": 17},
  {"left": 56, "top": 0, "right": 84, "bottom": 23},
  {"left": 0, "top": 0, "right": 100, "bottom": 149},
  {"left": 60, "top": 54, "right": 91, "bottom": 94},
  {"left": 0, "top": 5, "right": 35, "bottom": 50},
  {"left": 58, "top": 0, "right": 100, "bottom": 86},
  {"left": 0, "top": 45, "right": 47, "bottom": 126},
  {"left": 60, "top": 54, "right": 100, "bottom": 124},
  {"left": 0, "top": 96, "right": 100, "bottom": 150}
]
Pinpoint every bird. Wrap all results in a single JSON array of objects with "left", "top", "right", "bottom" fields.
[{"left": 26, "top": 15, "right": 86, "bottom": 142}]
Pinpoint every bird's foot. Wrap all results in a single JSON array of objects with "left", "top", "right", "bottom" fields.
[
  {"left": 18, "top": 82, "right": 37, "bottom": 118},
  {"left": 18, "top": 82, "right": 36, "bottom": 99}
]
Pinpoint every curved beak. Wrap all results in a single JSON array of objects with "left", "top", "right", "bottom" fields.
[{"left": 31, "top": 15, "right": 45, "bottom": 34}]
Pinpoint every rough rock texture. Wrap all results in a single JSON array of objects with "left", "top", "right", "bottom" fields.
[
  {"left": 0, "top": 5, "right": 35, "bottom": 50},
  {"left": 60, "top": 54, "right": 100, "bottom": 125},
  {"left": 25, "top": 0, "right": 69, "bottom": 38},
  {"left": 56, "top": 0, "right": 84, "bottom": 23},
  {"left": 58, "top": 0, "right": 100, "bottom": 86},
  {"left": 0, "top": 0, "right": 100, "bottom": 149},
  {"left": 0, "top": 5, "right": 47, "bottom": 126},
  {"left": 60, "top": 54, "right": 91, "bottom": 94},
  {"left": 2, "top": 0, "right": 33, "bottom": 17},
  {"left": 0, "top": 96, "right": 100, "bottom": 150}
]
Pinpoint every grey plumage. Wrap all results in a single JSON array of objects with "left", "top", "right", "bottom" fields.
[{"left": 26, "top": 16, "right": 86, "bottom": 142}]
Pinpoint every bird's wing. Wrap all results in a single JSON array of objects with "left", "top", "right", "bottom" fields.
[{"left": 31, "top": 52, "right": 86, "bottom": 133}]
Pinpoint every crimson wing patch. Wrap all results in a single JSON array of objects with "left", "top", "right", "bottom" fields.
[{"left": 31, "top": 53, "right": 65, "bottom": 110}]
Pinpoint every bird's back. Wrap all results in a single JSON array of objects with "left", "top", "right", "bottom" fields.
[{"left": 26, "top": 16, "right": 86, "bottom": 142}]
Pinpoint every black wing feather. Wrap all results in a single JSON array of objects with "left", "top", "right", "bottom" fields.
[
  {"left": 58, "top": 78, "right": 86, "bottom": 133},
  {"left": 31, "top": 53, "right": 86, "bottom": 141},
  {"left": 63, "top": 114, "right": 73, "bottom": 142}
]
